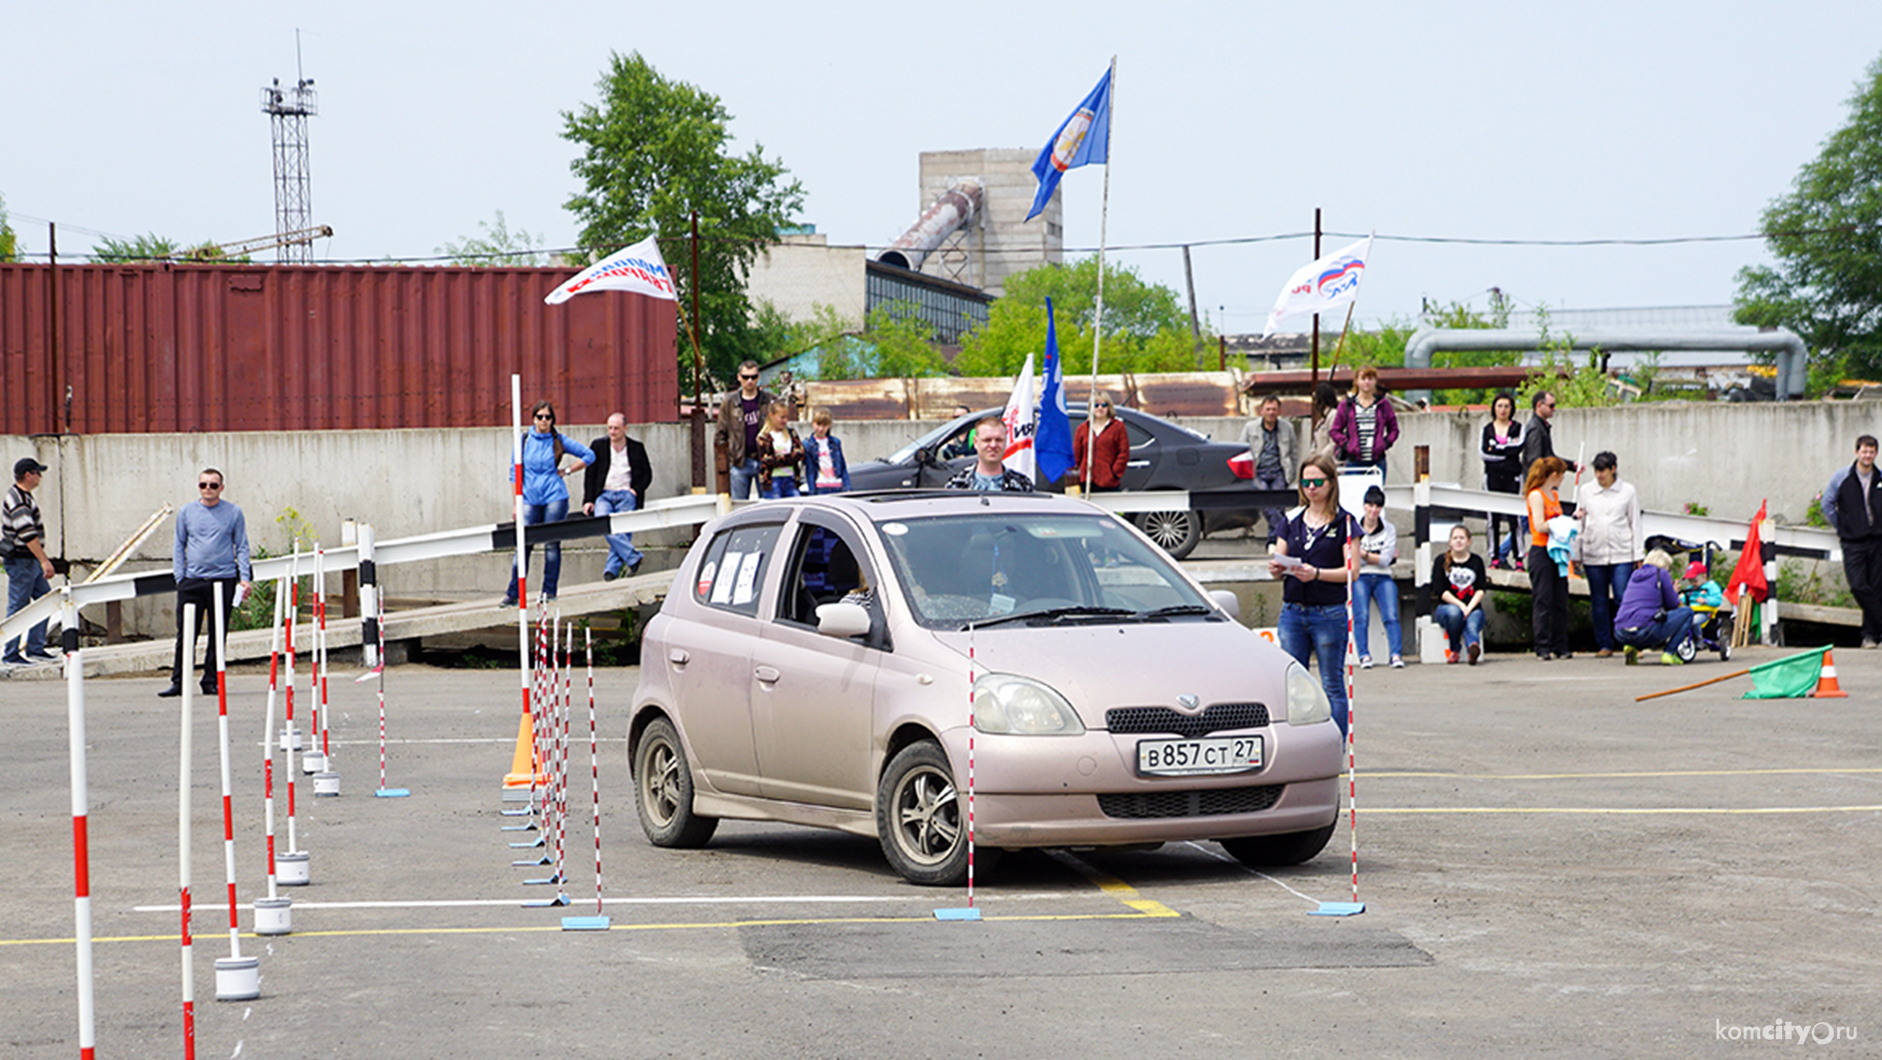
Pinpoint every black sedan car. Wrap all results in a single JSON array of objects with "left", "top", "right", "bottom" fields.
[{"left": 845, "top": 404, "right": 1274, "bottom": 559}]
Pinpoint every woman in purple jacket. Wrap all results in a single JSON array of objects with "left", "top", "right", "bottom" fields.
[
  {"left": 1612, "top": 550, "right": 1696, "bottom": 665},
  {"left": 1329, "top": 365, "right": 1399, "bottom": 479}
]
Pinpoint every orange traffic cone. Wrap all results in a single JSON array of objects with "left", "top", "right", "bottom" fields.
[
  {"left": 502, "top": 709, "right": 546, "bottom": 787},
  {"left": 1813, "top": 649, "right": 1848, "bottom": 699}
]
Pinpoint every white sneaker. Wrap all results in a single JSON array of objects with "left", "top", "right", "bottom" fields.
[
  {"left": 1359, "top": 655, "right": 1374, "bottom": 670},
  {"left": 1389, "top": 655, "right": 1405, "bottom": 669}
]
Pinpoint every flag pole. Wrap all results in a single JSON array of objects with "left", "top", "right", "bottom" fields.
[{"left": 1083, "top": 55, "right": 1116, "bottom": 497}]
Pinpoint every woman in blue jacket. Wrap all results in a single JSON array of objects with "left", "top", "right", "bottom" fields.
[{"left": 504, "top": 400, "right": 595, "bottom": 604}]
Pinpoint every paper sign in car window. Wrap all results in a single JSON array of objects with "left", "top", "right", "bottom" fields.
[
  {"left": 732, "top": 550, "right": 764, "bottom": 606},
  {"left": 710, "top": 552, "right": 742, "bottom": 604}
]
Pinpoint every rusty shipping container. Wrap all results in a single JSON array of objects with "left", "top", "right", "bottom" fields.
[{"left": 0, "top": 262, "right": 679, "bottom": 434}]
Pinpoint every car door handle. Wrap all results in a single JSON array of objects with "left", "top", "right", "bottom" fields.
[
  {"left": 753, "top": 665, "right": 781, "bottom": 684},
  {"left": 668, "top": 648, "right": 690, "bottom": 668}
]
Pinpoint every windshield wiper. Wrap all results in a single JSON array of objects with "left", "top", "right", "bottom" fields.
[
  {"left": 1133, "top": 604, "right": 1220, "bottom": 621},
  {"left": 965, "top": 606, "right": 1135, "bottom": 630}
]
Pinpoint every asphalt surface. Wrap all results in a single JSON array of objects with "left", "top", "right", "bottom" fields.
[{"left": 2, "top": 644, "right": 1878, "bottom": 1058}]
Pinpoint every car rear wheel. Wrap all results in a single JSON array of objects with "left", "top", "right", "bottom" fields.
[
  {"left": 1219, "top": 822, "right": 1337, "bottom": 867},
  {"left": 876, "top": 741, "right": 996, "bottom": 886},
  {"left": 634, "top": 717, "right": 718, "bottom": 848},
  {"left": 1134, "top": 510, "right": 1203, "bottom": 560}
]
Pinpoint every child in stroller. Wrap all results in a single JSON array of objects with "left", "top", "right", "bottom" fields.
[{"left": 1644, "top": 534, "right": 1734, "bottom": 663}]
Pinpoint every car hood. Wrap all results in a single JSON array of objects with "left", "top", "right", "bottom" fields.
[{"left": 930, "top": 620, "right": 1297, "bottom": 725}]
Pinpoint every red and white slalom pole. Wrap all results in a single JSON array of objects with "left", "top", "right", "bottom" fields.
[
  {"left": 277, "top": 551, "right": 309, "bottom": 887},
  {"left": 935, "top": 625, "right": 980, "bottom": 920},
  {"left": 255, "top": 579, "right": 291, "bottom": 934},
  {"left": 507, "top": 373, "right": 536, "bottom": 791},
  {"left": 210, "top": 590, "right": 259, "bottom": 1000},
  {"left": 61, "top": 590, "right": 97, "bottom": 1059},
  {"left": 178, "top": 602, "right": 198, "bottom": 1060},
  {"left": 303, "top": 544, "right": 329, "bottom": 774},
  {"left": 1310, "top": 520, "right": 1364, "bottom": 917},
  {"left": 555, "top": 619, "right": 572, "bottom": 900},
  {"left": 561, "top": 624, "right": 609, "bottom": 930},
  {"left": 374, "top": 585, "right": 409, "bottom": 798}
]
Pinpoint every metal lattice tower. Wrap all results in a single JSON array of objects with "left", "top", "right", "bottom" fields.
[{"left": 260, "top": 77, "right": 317, "bottom": 264}]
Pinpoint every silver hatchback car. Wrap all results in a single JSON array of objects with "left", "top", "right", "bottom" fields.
[{"left": 629, "top": 491, "right": 1345, "bottom": 886}]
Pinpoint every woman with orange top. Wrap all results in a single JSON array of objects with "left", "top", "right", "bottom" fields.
[{"left": 1525, "top": 456, "right": 1571, "bottom": 660}]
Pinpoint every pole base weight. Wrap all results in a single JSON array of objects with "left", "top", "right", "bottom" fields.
[
  {"left": 253, "top": 897, "right": 292, "bottom": 936},
  {"left": 934, "top": 907, "right": 982, "bottom": 921},
  {"left": 562, "top": 915, "right": 610, "bottom": 930},
  {"left": 276, "top": 851, "right": 310, "bottom": 886},
  {"left": 1309, "top": 901, "right": 1366, "bottom": 917},
  {"left": 214, "top": 956, "right": 261, "bottom": 1001},
  {"left": 374, "top": 788, "right": 410, "bottom": 798}
]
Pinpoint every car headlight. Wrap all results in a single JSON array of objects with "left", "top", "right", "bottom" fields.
[
  {"left": 972, "top": 674, "right": 1086, "bottom": 735},
  {"left": 1285, "top": 662, "right": 1332, "bottom": 727}
]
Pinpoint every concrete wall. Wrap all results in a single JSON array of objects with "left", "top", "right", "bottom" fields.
[
  {"left": 743, "top": 233, "right": 869, "bottom": 326},
  {"left": 9, "top": 400, "right": 1866, "bottom": 637}
]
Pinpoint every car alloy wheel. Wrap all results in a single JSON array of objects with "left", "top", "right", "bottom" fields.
[
  {"left": 1135, "top": 509, "right": 1203, "bottom": 560},
  {"left": 633, "top": 717, "right": 717, "bottom": 848},
  {"left": 876, "top": 741, "right": 994, "bottom": 886}
]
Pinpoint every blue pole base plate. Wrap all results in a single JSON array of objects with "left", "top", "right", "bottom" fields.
[
  {"left": 375, "top": 788, "right": 410, "bottom": 798},
  {"left": 561, "top": 915, "right": 610, "bottom": 930},
  {"left": 1309, "top": 901, "right": 1366, "bottom": 917},
  {"left": 933, "top": 907, "right": 982, "bottom": 921}
]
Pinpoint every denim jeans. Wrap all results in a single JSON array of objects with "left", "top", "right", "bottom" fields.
[
  {"left": 761, "top": 475, "right": 799, "bottom": 500},
  {"left": 507, "top": 498, "right": 569, "bottom": 601},
  {"left": 4, "top": 555, "right": 51, "bottom": 660},
  {"left": 1584, "top": 561, "right": 1637, "bottom": 651},
  {"left": 1434, "top": 602, "right": 1486, "bottom": 652},
  {"left": 1615, "top": 605, "right": 1696, "bottom": 654},
  {"left": 1254, "top": 469, "right": 1289, "bottom": 544},
  {"left": 1344, "top": 455, "right": 1387, "bottom": 480},
  {"left": 1351, "top": 574, "right": 1402, "bottom": 659},
  {"left": 729, "top": 458, "right": 761, "bottom": 501},
  {"left": 593, "top": 489, "right": 644, "bottom": 577},
  {"left": 1279, "top": 602, "right": 1349, "bottom": 735}
]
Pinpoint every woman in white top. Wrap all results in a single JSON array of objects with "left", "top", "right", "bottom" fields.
[
  {"left": 1576, "top": 450, "right": 1643, "bottom": 657},
  {"left": 1351, "top": 485, "right": 1402, "bottom": 668}
]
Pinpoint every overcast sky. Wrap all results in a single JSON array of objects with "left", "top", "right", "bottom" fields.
[{"left": 6, "top": 2, "right": 1880, "bottom": 336}]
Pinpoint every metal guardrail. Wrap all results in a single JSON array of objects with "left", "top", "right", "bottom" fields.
[{"left": 0, "top": 494, "right": 724, "bottom": 647}]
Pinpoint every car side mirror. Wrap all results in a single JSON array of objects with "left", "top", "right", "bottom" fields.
[
  {"left": 815, "top": 602, "right": 871, "bottom": 638},
  {"left": 915, "top": 446, "right": 937, "bottom": 468},
  {"left": 1209, "top": 590, "right": 1241, "bottom": 621}
]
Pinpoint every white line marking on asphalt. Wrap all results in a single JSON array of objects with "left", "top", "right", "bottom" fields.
[
  {"left": 132, "top": 893, "right": 1077, "bottom": 913},
  {"left": 1184, "top": 841, "right": 1324, "bottom": 905}
]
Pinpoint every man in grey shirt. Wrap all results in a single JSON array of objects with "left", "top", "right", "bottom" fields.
[
  {"left": 162, "top": 467, "right": 252, "bottom": 697},
  {"left": 1238, "top": 396, "right": 1297, "bottom": 547}
]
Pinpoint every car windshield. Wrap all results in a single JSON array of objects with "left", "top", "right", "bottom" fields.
[{"left": 873, "top": 511, "right": 1217, "bottom": 629}]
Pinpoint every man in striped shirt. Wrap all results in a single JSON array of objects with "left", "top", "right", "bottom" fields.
[{"left": 3, "top": 457, "right": 59, "bottom": 666}]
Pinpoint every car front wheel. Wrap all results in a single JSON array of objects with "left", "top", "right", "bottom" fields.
[
  {"left": 1135, "top": 510, "right": 1203, "bottom": 560},
  {"left": 634, "top": 717, "right": 718, "bottom": 848},
  {"left": 1220, "top": 822, "right": 1336, "bottom": 867},
  {"left": 876, "top": 741, "right": 995, "bottom": 886}
]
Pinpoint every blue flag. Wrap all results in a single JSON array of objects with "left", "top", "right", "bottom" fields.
[
  {"left": 1026, "top": 68, "right": 1113, "bottom": 222},
  {"left": 1035, "top": 298, "right": 1076, "bottom": 482}
]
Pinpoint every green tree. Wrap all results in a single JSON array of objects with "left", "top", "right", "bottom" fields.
[
  {"left": 0, "top": 193, "right": 20, "bottom": 262},
  {"left": 955, "top": 257, "right": 1202, "bottom": 377},
  {"left": 437, "top": 210, "right": 546, "bottom": 266},
  {"left": 92, "top": 233, "right": 183, "bottom": 262},
  {"left": 1734, "top": 54, "right": 1882, "bottom": 386},
  {"left": 562, "top": 52, "right": 805, "bottom": 385}
]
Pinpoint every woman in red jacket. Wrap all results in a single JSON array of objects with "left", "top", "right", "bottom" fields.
[{"left": 1074, "top": 391, "right": 1130, "bottom": 492}]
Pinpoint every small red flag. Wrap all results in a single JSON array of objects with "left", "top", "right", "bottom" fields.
[{"left": 1726, "top": 501, "right": 1769, "bottom": 606}]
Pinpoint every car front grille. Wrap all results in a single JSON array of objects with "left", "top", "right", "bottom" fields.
[
  {"left": 1105, "top": 702, "right": 1269, "bottom": 737},
  {"left": 1098, "top": 784, "right": 1284, "bottom": 819}
]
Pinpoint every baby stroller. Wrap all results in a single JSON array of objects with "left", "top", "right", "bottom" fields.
[{"left": 1644, "top": 534, "right": 1734, "bottom": 663}]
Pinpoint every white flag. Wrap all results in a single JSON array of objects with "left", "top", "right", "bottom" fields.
[
  {"left": 1260, "top": 235, "right": 1374, "bottom": 338},
  {"left": 544, "top": 235, "right": 678, "bottom": 305},
  {"left": 1001, "top": 353, "right": 1037, "bottom": 480}
]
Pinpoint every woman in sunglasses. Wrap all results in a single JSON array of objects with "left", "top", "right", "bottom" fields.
[
  {"left": 1073, "top": 390, "right": 1129, "bottom": 492},
  {"left": 1267, "top": 453, "right": 1355, "bottom": 735},
  {"left": 504, "top": 399, "right": 594, "bottom": 605}
]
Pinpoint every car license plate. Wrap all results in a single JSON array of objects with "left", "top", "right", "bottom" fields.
[{"left": 1137, "top": 736, "right": 1262, "bottom": 776}]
